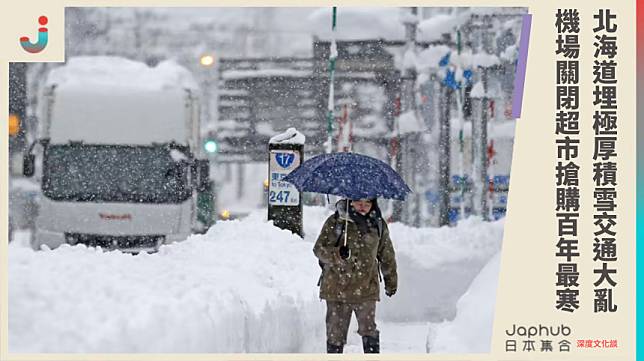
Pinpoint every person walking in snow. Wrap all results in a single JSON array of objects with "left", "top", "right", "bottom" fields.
[{"left": 313, "top": 198, "right": 397, "bottom": 354}]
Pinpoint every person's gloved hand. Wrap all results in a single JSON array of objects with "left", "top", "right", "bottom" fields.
[
  {"left": 339, "top": 245, "right": 351, "bottom": 260},
  {"left": 385, "top": 288, "right": 396, "bottom": 297}
]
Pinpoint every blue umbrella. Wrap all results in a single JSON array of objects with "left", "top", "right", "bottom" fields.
[{"left": 282, "top": 152, "right": 412, "bottom": 201}]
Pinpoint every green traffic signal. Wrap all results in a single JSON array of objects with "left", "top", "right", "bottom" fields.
[{"left": 204, "top": 140, "right": 218, "bottom": 153}]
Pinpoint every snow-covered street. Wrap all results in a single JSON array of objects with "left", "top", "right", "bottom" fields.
[
  {"left": 5, "top": 5, "right": 526, "bottom": 356},
  {"left": 9, "top": 207, "right": 502, "bottom": 353}
]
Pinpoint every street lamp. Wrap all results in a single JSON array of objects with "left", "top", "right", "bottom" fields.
[
  {"left": 200, "top": 54, "right": 215, "bottom": 67},
  {"left": 198, "top": 53, "right": 216, "bottom": 127}
]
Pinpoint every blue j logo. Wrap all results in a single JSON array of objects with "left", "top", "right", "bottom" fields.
[
  {"left": 275, "top": 153, "right": 295, "bottom": 169},
  {"left": 20, "top": 16, "right": 49, "bottom": 54}
]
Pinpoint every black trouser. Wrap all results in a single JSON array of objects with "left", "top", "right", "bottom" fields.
[{"left": 326, "top": 301, "right": 379, "bottom": 350}]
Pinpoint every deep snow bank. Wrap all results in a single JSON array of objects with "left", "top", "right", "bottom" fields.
[
  {"left": 9, "top": 208, "right": 503, "bottom": 352},
  {"left": 9, "top": 211, "right": 325, "bottom": 353},
  {"left": 426, "top": 252, "right": 502, "bottom": 353},
  {"left": 379, "top": 218, "right": 503, "bottom": 322}
]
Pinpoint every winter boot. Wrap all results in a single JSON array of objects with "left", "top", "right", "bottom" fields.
[
  {"left": 327, "top": 342, "right": 344, "bottom": 353},
  {"left": 362, "top": 335, "right": 380, "bottom": 353}
]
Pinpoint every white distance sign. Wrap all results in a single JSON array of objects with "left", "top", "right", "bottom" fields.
[{"left": 268, "top": 150, "right": 301, "bottom": 206}]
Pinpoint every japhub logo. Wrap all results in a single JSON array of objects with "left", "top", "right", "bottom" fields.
[{"left": 20, "top": 16, "right": 48, "bottom": 53}]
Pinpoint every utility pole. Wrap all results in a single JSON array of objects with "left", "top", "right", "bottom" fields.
[
  {"left": 471, "top": 68, "right": 490, "bottom": 220},
  {"left": 438, "top": 85, "right": 452, "bottom": 226},
  {"left": 396, "top": 6, "right": 418, "bottom": 225}
]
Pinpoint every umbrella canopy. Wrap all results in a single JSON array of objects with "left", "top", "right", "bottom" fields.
[{"left": 282, "top": 152, "right": 412, "bottom": 201}]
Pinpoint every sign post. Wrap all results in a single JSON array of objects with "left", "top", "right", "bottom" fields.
[{"left": 268, "top": 128, "right": 305, "bottom": 237}]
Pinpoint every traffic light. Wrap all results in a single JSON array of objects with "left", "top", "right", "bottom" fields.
[
  {"left": 9, "top": 63, "right": 26, "bottom": 140},
  {"left": 8, "top": 114, "right": 20, "bottom": 136},
  {"left": 204, "top": 139, "right": 218, "bottom": 153}
]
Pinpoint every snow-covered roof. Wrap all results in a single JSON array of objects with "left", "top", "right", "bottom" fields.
[
  {"left": 417, "top": 12, "right": 471, "bottom": 42},
  {"left": 221, "top": 69, "right": 311, "bottom": 80},
  {"left": 416, "top": 45, "right": 452, "bottom": 71},
  {"left": 307, "top": 7, "right": 406, "bottom": 41},
  {"left": 470, "top": 81, "right": 485, "bottom": 98},
  {"left": 219, "top": 89, "right": 249, "bottom": 96},
  {"left": 455, "top": 51, "right": 500, "bottom": 68},
  {"left": 45, "top": 56, "right": 199, "bottom": 91},
  {"left": 402, "top": 48, "right": 418, "bottom": 71},
  {"left": 398, "top": 110, "right": 426, "bottom": 135},
  {"left": 416, "top": 47, "right": 501, "bottom": 72},
  {"left": 470, "top": 81, "right": 503, "bottom": 98},
  {"left": 500, "top": 44, "right": 518, "bottom": 62},
  {"left": 469, "top": 7, "right": 527, "bottom": 16}
]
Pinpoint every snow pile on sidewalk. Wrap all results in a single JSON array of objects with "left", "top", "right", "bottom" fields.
[
  {"left": 379, "top": 217, "right": 503, "bottom": 323},
  {"left": 9, "top": 211, "right": 325, "bottom": 353},
  {"left": 9, "top": 208, "right": 503, "bottom": 353},
  {"left": 426, "top": 252, "right": 502, "bottom": 353},
  {"left": 389, "top": 217, "right": 503, "bottom": 270}
]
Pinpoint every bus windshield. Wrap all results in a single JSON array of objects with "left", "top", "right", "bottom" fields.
[{"left": 42, "top": 144, "right": 191, "bottom": 204}]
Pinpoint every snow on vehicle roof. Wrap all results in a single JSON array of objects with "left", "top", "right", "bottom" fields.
[
  {"left": 46, "top": 86, "right": 191, "bottom": 145},
  {"left": 45, "top": 56, "right": 198, "bottom": 91},
  {"left": 43, "top": 56, "right": 198, "bottom": 145}
]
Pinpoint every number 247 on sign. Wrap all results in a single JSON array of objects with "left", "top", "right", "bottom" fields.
[{"left": 269, "top": 190, "right": 291, "bottom": 203}]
